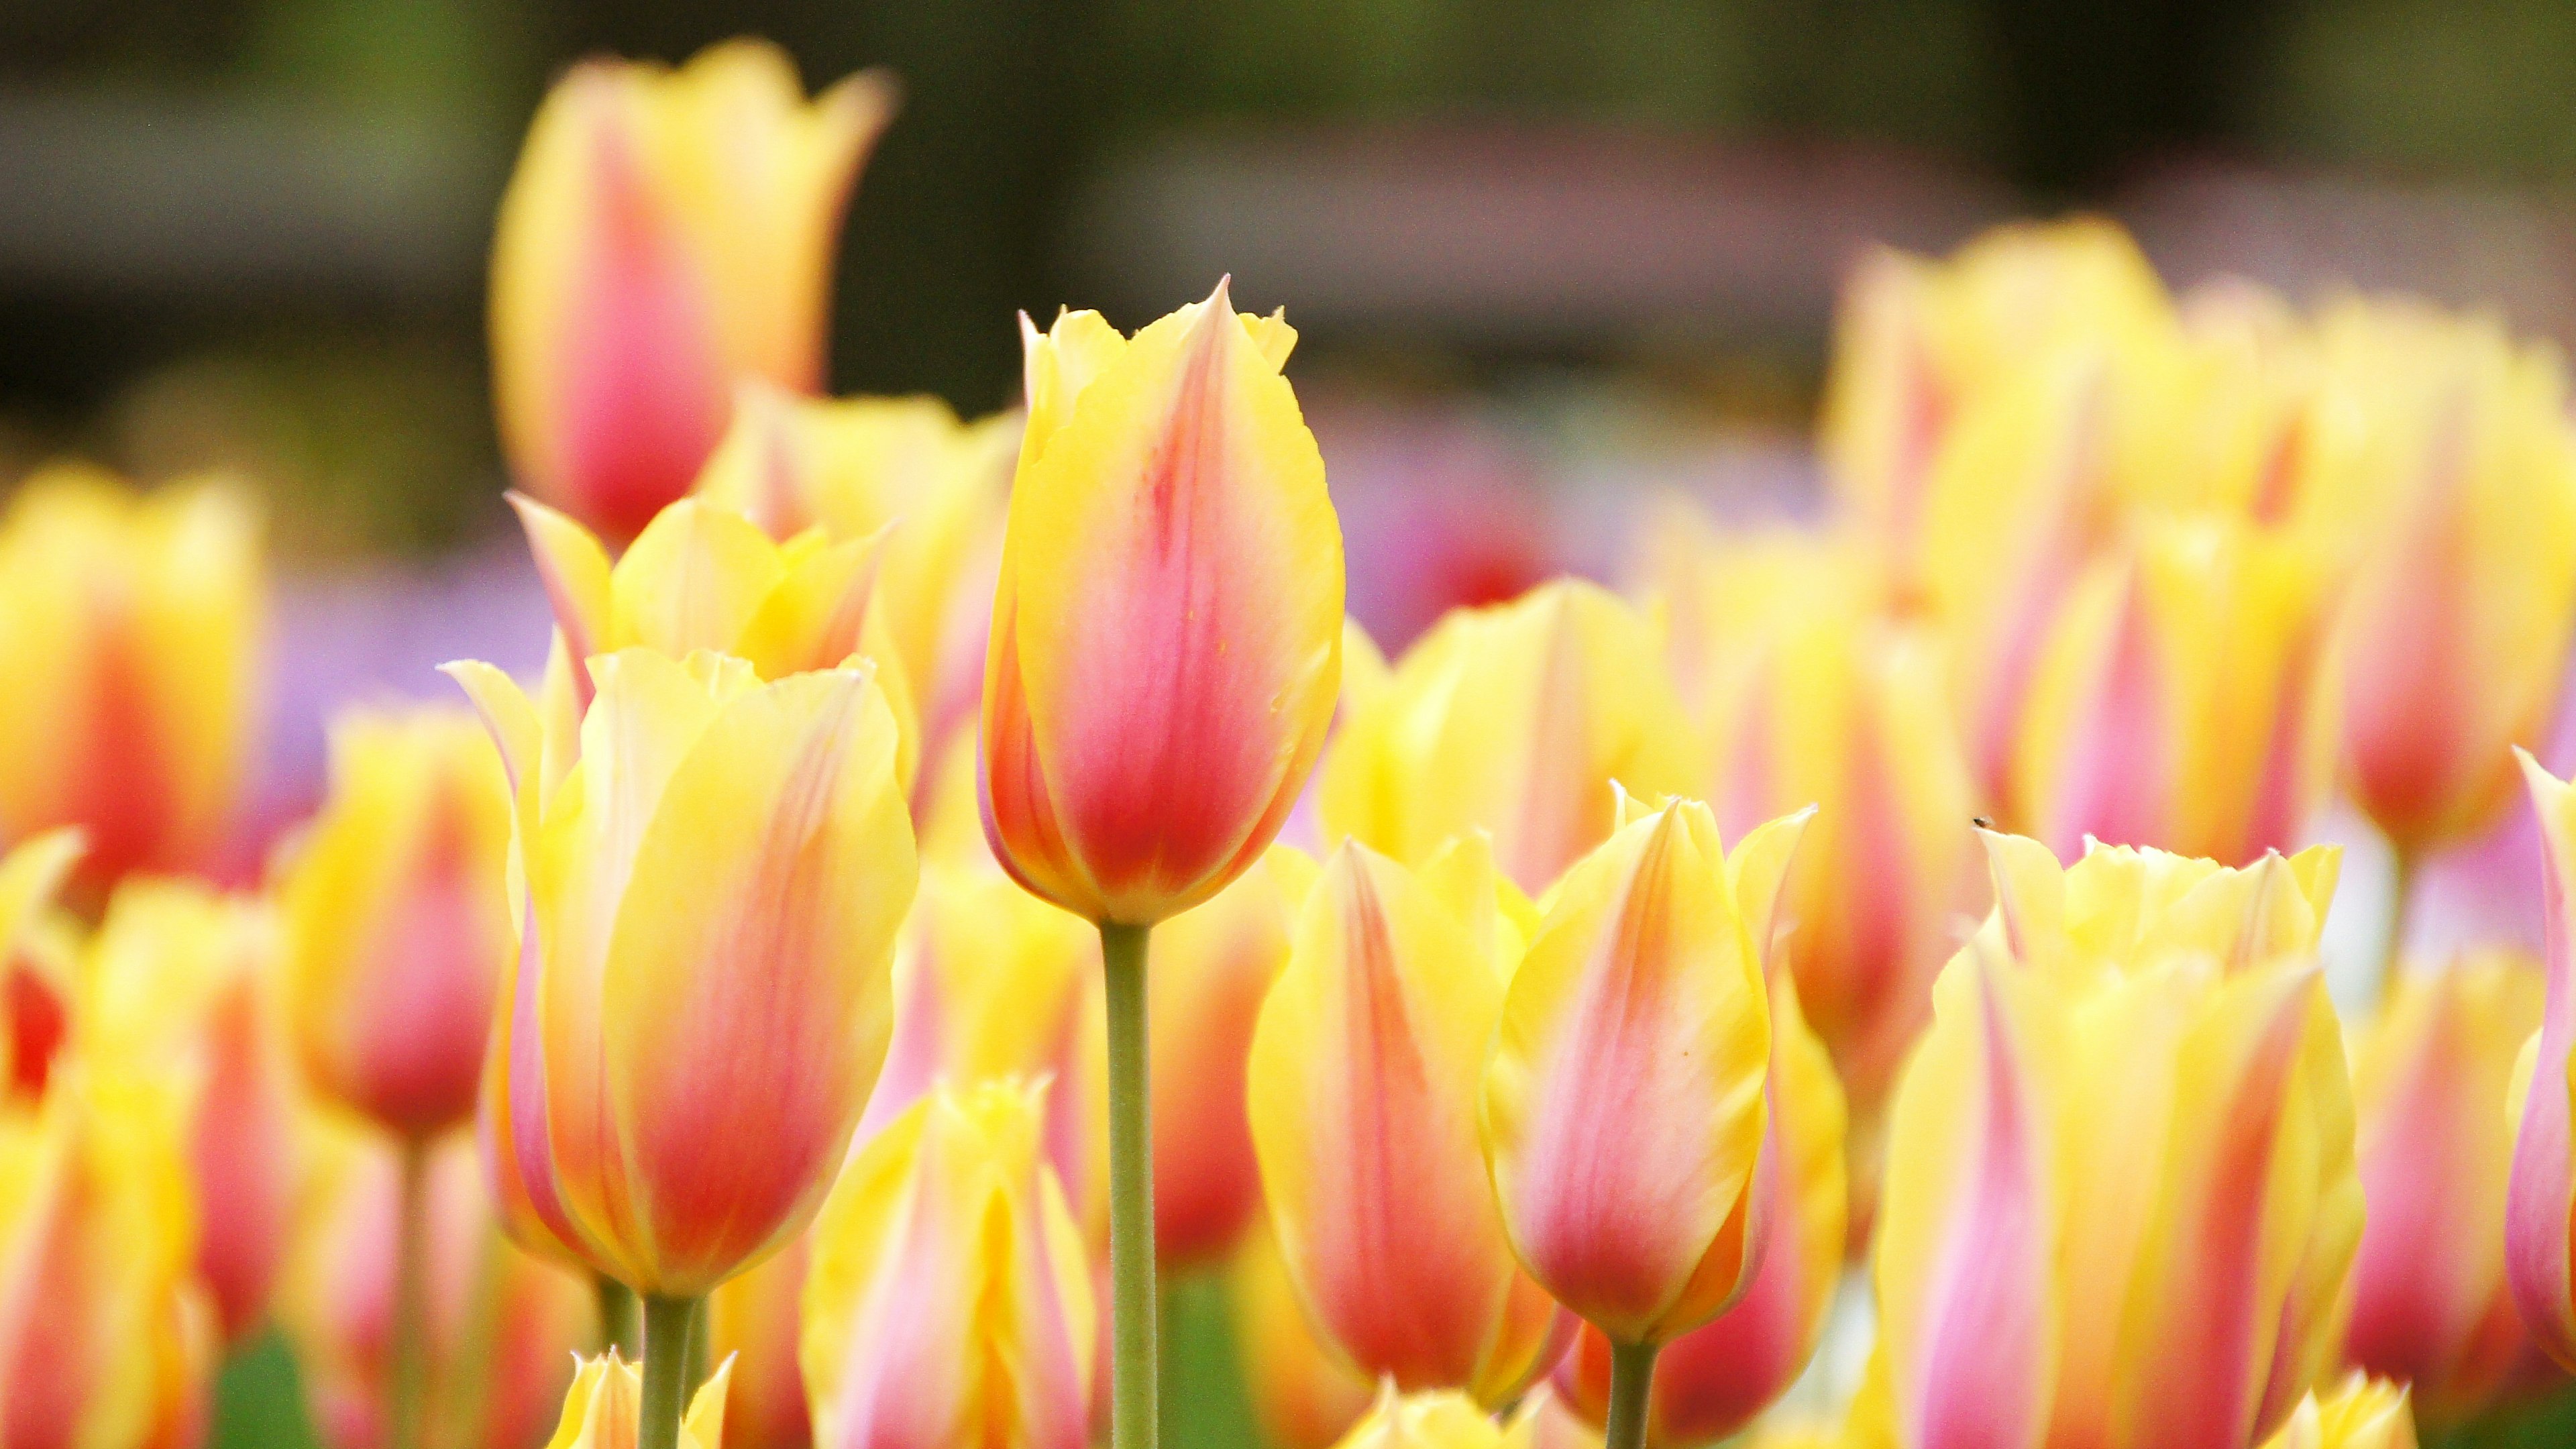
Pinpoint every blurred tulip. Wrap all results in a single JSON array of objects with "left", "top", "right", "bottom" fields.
[
  {"left": 2508, "top": 751, "right": 2576, "bottom": 1369},
  {"left": 1870, "top": 830, "right": 2359, "bottom": 1449},
  {"left": 2308, "top": 303, "right": 2576, "bottom": 856},
  {"left": 1555, "top": 971, "right": 1847, "bottom": 1446},
  {"left": 446, "top": 648, "right": 916, "bottom": 1297},
  {"left": 84, "top": 877, "right": 296, "bottom": 1343},
  {"left": 1248, "top": 834, "right": 1564, "bottom": 1402},
  {"left": 0, "top": 466, "right": 261, "bottom": 889},
  {"left": 543, "top": 1351, "right": 735, "bottom": 1449},
  {"left": 2345, "top": 954, "right": 2551, "bottom": 1422},
  {"left": 981, "top": 284, "right": 1344, "bottom": 926},
  {"left": 802, "top": 1079, "right": 1094, "bottom": 1449},
  {"left": 1230, "top": 1217, "right": 1377, "bottom": 1449},
  {"left": 1503, "top": 1389, "right": 1604, "bottom": 1449},
  {"left": 0, "top": 1066, "right": 215, "bottom": 1449},
  {"left": 0, "top": 830, "right": 83, "bottom": 1099},
  {"left": 1332, "top": 1390, "right": 1507, "bottom": 1449},
  {"left": 2256, "top": 1376, "right": 2414, "bottom": 1449},
  {"left": 280, "top": 706, "right": 513, "bottom": 1141},
  {"left": 1322, "top": 580, "right": 1698, "bottom": 896},
  {"left": 490, "top": 40, "right": 895, "bottom": 539},
  {"left": 1483, "top": 797, "right": 1805, "bottom": 1347},
  {"left": 278, "top": 1120, "right": 592, "bottom": 1449},
  {"left": 706, "top": 1234, "right": 812, "bottom": 1449},
  {"left": 2012, "top": 515, "right": 2335, "bottom": 865}
]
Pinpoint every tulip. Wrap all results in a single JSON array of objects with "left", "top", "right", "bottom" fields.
[
  {"left": 802, "top": 1078, "right": 1095, "bottom": 1449},
  {"left": 1869, "top": 830, "right": 2361, "bottom": 1449},
  {"left": 2256, "top": 1376, "right": 2414, "bottom": 1449},
  {"left": 706, "top": 1234, "right": 812, "bottom": 1449},
  {"left": 445, "top": 645, "right": 916, "bottom": 1449},
  {"left": 1230, "top": 1217, "right": 1377, "bottom": 1449},
  {"left": 2508, "top": 751, "right": 2576, "bottom": 1370},
  {"left": 281, "top": 705, "right": 514, "bottom": 1140},
  {"left": 0, "top": 1065, "right": 216, "bottom": 1449},
  {"left": 2345, "top": 953, "right": 2550, "bottom": 1422},
  {"left": 1321, "top": 580, "right": 1699, "bottom": 896},
  {"left": 83, "top": 877, "right": 297, "bottom": 1344},
  {"left": 277, "top": 1120, "right": 593, "bottom": 1449},
  {"left": 543, "top": 1351, "right": 736, "bottom": 1449},
  {"left": 490, "top": 40, "right": 896, "bottom": 539},
  {"left": 1554, "top": 971, "right": 1847, "bottom": 1447},
  {"left": 2011, "top": 515, "right": 2336, "bottom": 866},
  {"left": 1248, "top": 833, "right": 1564, "bottom": 1403},
  {"left": 0, "top": 466, "right": 262, "bottom": 889},
  {"left": 0, "top": 830, "right": 83, "bottom": 1098},
  {"left": 1332, "top": 1389, "right": 1508, "bottom": 1449}
]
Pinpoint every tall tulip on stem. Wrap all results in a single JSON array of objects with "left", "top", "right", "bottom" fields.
[{"left": 980, "top": 284, "right": 1345, "bottom": 1449}]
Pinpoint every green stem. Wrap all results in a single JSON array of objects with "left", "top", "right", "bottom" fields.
[
  {"left": 594, "top": 1274, "right": 638, "bottom": 1356},
  {"left": 639, "top": 1295, "right": 700, "bottom": 1449},
  {"left": 388, "top": 1138, "right": 432, "bottom": 1449},
  {"left": 1101, "top": 920, "right": 1159, "bottom": 1449},
  {"left": 1603, "top": 1340, "right": 1660, "bottom": 1449}
]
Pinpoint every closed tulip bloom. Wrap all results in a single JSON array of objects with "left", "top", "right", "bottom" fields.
[
  {"left": 981, "top": 284, "right": 1344, "bottom": 925},
  {"left": 2312, "top": 304, "right": 2576, "bottom": 854},
  {"left": 2256, "top": 1377, "right": 2414, "bottom": 1449},
  {"left": 2012, "top": 516, "right": 2335, "bottom": 865},
  {"left": 1230, "top": 1218, "right": 1377, "bottom": 1449},
  {"left": 446, "top": 647, "right": 916, "bottom": 1296},
  {"left": 490, "top": 40, "right": 895, "bottom": 539},
  {"left": 278, "top": 1122, "right": 592, "bottom": 1449},
  {"left": 0, "top": 1067, "right": 216, "bottom": 1449},
  {"left": 706, "top": 1234, "right": 814, "bottom": 1449},
  {"left": 1322, "top": 580, "right": 1699, "bottom": 896},
  {"left": 802, "top": 1079, "right": 1094, "bottom": 1449},
  {"left": 2345, "top": 954, "right": 2548, "bottom": 1421},
  {"left": 0, "top": 466, "right": 261, "bottom": 888},
  {"left": 1555, "top": 971, "right": 1847, "bottom": 1447},
  {"left": 2508, "top": 751, "right": 2576, "bottom": 1368},
  {"left": 1871, "top": 831, "right": 2361, "bottom": 1449},
  {"left": 1484, "top": 798, "right": 1808, "bottom": 1347},
  {"left": 280, "top": 706, "right": 513, "bottom": 1140},
  {"left": 545, "top": 1351, "right": 735, "bottom": 1449},
  {"left": 1249, "top": 834, "right": 1564, "bottom": 1402},
  {"left": 1332, "top": 1390, "right": 1508, "bottom": 1449}
]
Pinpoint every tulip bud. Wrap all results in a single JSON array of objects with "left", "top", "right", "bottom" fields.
[
  {"left": 1322, "top": 580, "right": 1699, "bottom": 896},
  {"left": 1249, "top": 834, "right": 1564, "bottom": 1401},
  {"left": 1483, "top": 798, "right": 1807, "bottom": 1346},
  {"left": 446, "top": 647, "right": 917, "bottom": 1295},
  {"left": 802, "top": 1079, "right": 1095, "bottom": 1449},
  {"left": 2257, "top": 1376, "right": 2415, "bottom": 1449},
  {"left": 84, "top": 877, "right": 297, "bottom": 1342},
  {"left": 1554, "top": 971, "right": 1847, "bottom": 1445},
  {"left": 1332, "top": 1389, "right": 1508, "bottom": 1449},
  {"left": 490, "top": 40, "right": 896, "bottom": 539},
  {"left": 280, "top": 706, "right": 513, "bottom": 1141},
  {"left": 981, "top": 283, "right": 1345, "bottom": 926},
  {"left": 2312, "top": 303, "right": 2576, "bottom": 854},
  {"left": 544, "top": 1350, "right": 735, "bottom": 1449},
  {"left": 705, "top": 1233, "right": 813, "bottom": 1449},
  {"left": 2345, "top": 953, "right": 2550, "bottom": 1422},
  {"left": 0, "top": 1065, "right": 216, "bottom": 1449},
  {"left": 278, "top": 1120, "right": 593, "bottom": 1449},
  {"left": 2508, "top": 751, "right": 2576, "bottom": 1368},
  {"left": 1230, "top": 1216, "right": 1377, "bottom": 1449},
  {"left": 2012, "top": 515, "right": 2335, "bottom": 865},
  {"left": 0, "top": 466, "right": 261, "bottom": 889},
  {"left": 1870, "top": 831, "right": 2361, "bottom": 1449}
]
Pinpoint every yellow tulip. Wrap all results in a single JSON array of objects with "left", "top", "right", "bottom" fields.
[
  {"left": 1331, "top": 1389, "right": 1508, "bottom": 1449},
  {"left": 2343, "top": 954, "right": 2548, "bottom": 1424},
  {"left": 0, "top": 466, "right": 260, "bottom": 889},
  {"left": 2256, "top": 1375, "right": 2414, "bottom": 1449},
  {"left": 490, "top": 40, "right": 895, "bottom": 539},
  {"left": 0, "top": 1065, "right": 215, "bottom": 1449},
  {"left": 802, "top": 1079, "right": 1095, "bottom": 1449},
  {"left": 543, "top": 1350, "right": 735, "bottom": 1449},
  {"left": 1230, "top": 1216, "right": 1377, "bottom": 1449},
  {"left": 446, "top": 647, "right": 916, "bottom": 1297},
  {"left": 1483, "top": 797, "right": 1805, "bottom": 1347},
  {"left": 1870, "top": 831, "right": 2360, "bottom": 1449},
  {"left": 981, "top": 283, "right": 1344, "bottom": 926},
  {"left": 280, "top": 705, "right": 514, "bottom": 1141},
  {"left": 1248, "top": 833, "right": 1564, "bottom": 1402},
  {"left": 2506, "top": 751, "right": 2576, "bottom": 1369},
  {"left": 1322, "top": 580, "right": 1698, "bottom": 896}
]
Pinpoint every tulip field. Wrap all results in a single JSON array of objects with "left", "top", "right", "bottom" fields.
[{"left": 15, "top": 31, "right": 2576, "bottom": 1449}]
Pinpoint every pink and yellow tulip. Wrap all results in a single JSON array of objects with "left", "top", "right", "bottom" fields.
[
  {"left": 543, "top": 1351, "right": 736, "bottom": 1449},
  {"left": 446, "top": 647, "right": 916, "bottom": 1297},
  {"left": 490, "top": 40, "right": 895, "bottom": 539}
]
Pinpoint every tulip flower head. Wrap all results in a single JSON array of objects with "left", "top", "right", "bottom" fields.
[
  {"left": 801, "top": 1078, "right": 1095, "bottom": 1449},
  {"left": 545, "top": 1350, "right": 735, "bottom": 1449},
  {"left": 981, "top": 282, "right": 1344, "bottom": 926},
  {"left": 447, "top": 647, "right": 917, "bottom": 1296},
  {"left": 490, "top": 40, "right": 896, "bottom": 538}
]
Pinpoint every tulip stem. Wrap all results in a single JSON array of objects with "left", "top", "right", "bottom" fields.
[
  {"left": 1603, "top": 1340, "right": 1660, "bottom": 1449},
  {"left": 1100, "top": 920, "right": 1159, "bottom": 1449},
  {"left": 639, "top": 1294, "right": 700, "bottom": 1449},
  {"left": 594, "top": 1274, "right": 638, "bottom": 1356},
  {"left": 388, "top": 1138, "right": 432, "bottom": 1449}
]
